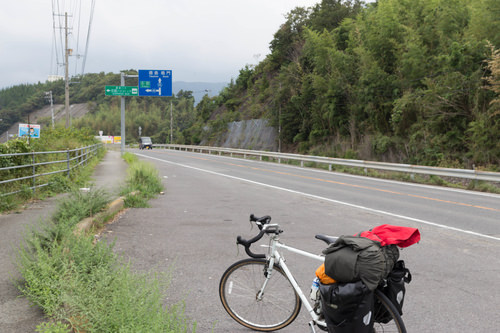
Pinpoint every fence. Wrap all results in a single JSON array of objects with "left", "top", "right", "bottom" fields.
[
  {"left": 154, "top": 144, "right": 500, "bottom": 183},
  {"left": 0, "top": 143, "right": 103, "bottom": 197}
]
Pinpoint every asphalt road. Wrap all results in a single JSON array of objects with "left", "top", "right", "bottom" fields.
[{"left": 102, "top": 149, "right": 500, "bottom": 332}]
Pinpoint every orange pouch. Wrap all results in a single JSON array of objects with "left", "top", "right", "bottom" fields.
[{"left": 316, "top": 263, "right": 336, "bottom": 284}]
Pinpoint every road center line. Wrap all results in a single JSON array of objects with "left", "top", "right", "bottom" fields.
[
  {"left": 158, "top": 150, "right": 500, "bottom": 212},
  {"left": 140, "top": 154, "right": 500, "bottom": 242}
]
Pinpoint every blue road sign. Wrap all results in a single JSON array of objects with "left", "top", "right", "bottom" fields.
[{"left": 138, "top": 70, "right": 172, "bottom": 97}]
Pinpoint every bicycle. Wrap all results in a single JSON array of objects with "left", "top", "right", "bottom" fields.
[{"left": 219, "top": 214, "right": 407, "bottom": 332}]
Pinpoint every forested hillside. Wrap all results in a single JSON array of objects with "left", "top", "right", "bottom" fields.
[
  {"left": 195, "top": 0, "right": 500, "bottom": 169},
  {"left": 2, "top": 0, "right": 499, "bottom": 170},
  {"left": 0, "top": 71, "right": 212, "bottom": 145}
]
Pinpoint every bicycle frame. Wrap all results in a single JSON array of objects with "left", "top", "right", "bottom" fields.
[
  {"left": 224, "top": 218, "right": 406, "bottom": 333},
  {"left": 260, "top": 234, "right": 327, "bottom": 330}
]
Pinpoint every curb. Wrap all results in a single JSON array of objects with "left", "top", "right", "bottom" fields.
[{"left": 74, "top": 196, "right": 125, "bottom": 235}]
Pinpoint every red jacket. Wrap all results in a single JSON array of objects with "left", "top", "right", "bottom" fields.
[{"left": 359, "top": 224, "right": 420, "bottom": 248}]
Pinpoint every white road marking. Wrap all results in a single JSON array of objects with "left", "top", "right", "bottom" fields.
[{"left": 139, "top": 154, "right": 500, "bottom": 242}]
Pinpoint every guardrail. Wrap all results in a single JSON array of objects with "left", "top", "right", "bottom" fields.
[
  {"left": 0, "top": 143, "right": 103, "bottom": 197},
  {"left": 153, "top": 144, "right": 500, "bottom": 183}
]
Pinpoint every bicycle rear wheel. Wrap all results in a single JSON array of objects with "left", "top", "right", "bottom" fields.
[
  {"left": 219, "top": 258, "right": 302, "bottom": 332},
  {"left": 373, "top": 289, "right": 406, "bottom": 333}
]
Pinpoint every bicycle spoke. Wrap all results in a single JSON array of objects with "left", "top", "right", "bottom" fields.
[{"left": 220, "top": 259, "right": 302, "bottom": 331}]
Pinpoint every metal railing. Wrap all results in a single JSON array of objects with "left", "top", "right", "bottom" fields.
[
  {"left": 153, "top": 144, "right": 500, "bottom": 183},
  {"left": 0, "top": 143, "right": 103, "bottom": 197}
]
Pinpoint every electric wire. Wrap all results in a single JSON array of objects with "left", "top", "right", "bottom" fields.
[
  {"left": 57, "top": 0, "right": 64, "bottom": 67},
  {"left": 49, "top": 0, "right": 95, "bottom": 79},
  {"left": 50, "top": 0, "right": 59, "bottom": 75},
  {"left": 74, "top": 0, "right": 82, "bottom": 76},
  {"left": 80, "top": 0, "right": 96, "bottom": 76}
]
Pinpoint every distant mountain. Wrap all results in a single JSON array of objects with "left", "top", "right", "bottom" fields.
[{"left": 173, "top": 81, "right": 227, "bottom": 105}]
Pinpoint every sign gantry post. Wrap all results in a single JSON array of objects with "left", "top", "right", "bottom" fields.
[{"left": 118, "top": 73, "right": 139, "bottom": 156}]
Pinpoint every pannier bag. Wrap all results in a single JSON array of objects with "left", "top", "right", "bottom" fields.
[
  {"left": 319, "top": 280, "right": 374, "bottom": 333},
  {"left": 375, "top": 260, "right": 412, "bottom": 323}
]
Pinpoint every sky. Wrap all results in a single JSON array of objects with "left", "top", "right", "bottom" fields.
[{"left": 0, "top": 0, "right": 326, "bottom": 90}]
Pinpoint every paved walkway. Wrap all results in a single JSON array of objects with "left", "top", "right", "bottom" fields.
[{"left": 0, "top": 149, "right": 128, "bottom": 332}]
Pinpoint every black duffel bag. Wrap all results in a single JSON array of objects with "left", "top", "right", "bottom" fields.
[
  {"left": 319, "top": 280, "right": 374, "bottom": 333},
  {"left": 323, "top": 235, "right": 400, "bottom": 292}
]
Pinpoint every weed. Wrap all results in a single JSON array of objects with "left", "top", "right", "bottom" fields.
[
  {"left": 16, "top": 188, "right": 195, "bottom": 332},
  {"left": 51, "top": 188, "right": 110, "bottom": 229},
  {"left": 35, "top": 321, "right": 71, "bottom": 333},
  {"left": 120, "top": 154, "right": 164, "bottom": 207}
]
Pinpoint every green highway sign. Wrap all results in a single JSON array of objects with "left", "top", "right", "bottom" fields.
[{"left": 105, "top": 86, "right": 139, "bottom": 96}]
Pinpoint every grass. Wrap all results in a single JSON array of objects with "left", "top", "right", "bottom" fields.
[
  {"left": 16, "top": 181, "right": 195, "bottom": 332},
  {"left": 0, "top": 143, "right": 105, "bottom": 213},
  {"left": 120, "top": 152, "right": 164, "bottom": 208}
]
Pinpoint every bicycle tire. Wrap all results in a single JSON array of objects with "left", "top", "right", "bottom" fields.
[
  {"left": 219, "top": 258, "right": 302, "bottom": 332},
  {"left": 373, "top": 289, "right": 407, "bottom": 333}
]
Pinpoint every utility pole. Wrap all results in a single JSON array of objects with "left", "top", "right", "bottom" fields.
[{"left": 64, "top": 12, "right": 70, "bottom": 128}]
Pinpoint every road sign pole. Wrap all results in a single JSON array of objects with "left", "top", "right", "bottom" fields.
[{"left": 120, "top": 73, "right": 125, "bottom": 156}]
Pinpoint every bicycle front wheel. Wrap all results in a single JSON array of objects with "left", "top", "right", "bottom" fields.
[
  {"left": 373, "top": 289, "right": 406, "bottom": 333},
  {"left": 219, "top": 258, "right": 302, "bottom": 331}
]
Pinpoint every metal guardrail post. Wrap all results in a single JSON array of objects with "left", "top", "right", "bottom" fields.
[
  {"left": 67, "top": 149, "right": 70, "bottom": 177},
  {"left": 32, "top": 151, "right": 36, "bottom": 196}
]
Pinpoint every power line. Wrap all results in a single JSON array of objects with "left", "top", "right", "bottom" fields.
[
  {"left": 49, "top": 0, "right": 96, "bottom": 78},
  {"left": 80, "top": 0, "right": 96, "bottom": 76},
  {"left": 74, "top": 0, "right": 82, "bottom": 75}
]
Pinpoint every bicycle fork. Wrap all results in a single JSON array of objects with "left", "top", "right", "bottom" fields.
[{"left": 256, "top": 257, "right": 276, "bottom": 301}]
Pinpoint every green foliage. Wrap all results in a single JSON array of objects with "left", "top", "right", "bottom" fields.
[
  {"left": 0, "top": 140, "right": 32, "bottom": 179},
  {"left": 35, "top": 321, "right": 71, "bottom": 333},
  {"left": 0, "top": 128, "right": 103, "bottom": 211},
  {"left": 120, "top": 153, "right": 164, "bottom": 208},
  {"left": 1, "top": 71, "right": 197, "bottom": 146},
  {"left": 192, "top": 0, "right": 500, "bottom": 169},
  {"left": 16, "top": 186, "right": 195, "bottom": 332},
  {"left": 122, "top": 151, "right": 138, "bottom": 164},
  {"left": 52, "top": 188, "right": 110, "bottom": 228}
]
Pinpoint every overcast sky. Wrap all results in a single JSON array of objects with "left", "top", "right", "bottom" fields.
[{"left": 0, "top": 0, "right": 328, "bottom": 90}]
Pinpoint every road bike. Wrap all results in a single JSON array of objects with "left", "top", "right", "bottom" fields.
[{"left": 219, "top": 214, "right": 407, "bottom": 332}]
